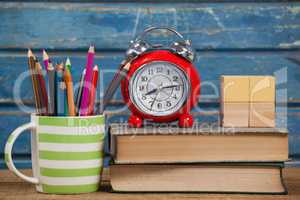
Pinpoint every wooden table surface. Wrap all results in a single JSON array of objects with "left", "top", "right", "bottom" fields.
[{"left": 0, "top": 168, "right": 299, "bottom": 200}]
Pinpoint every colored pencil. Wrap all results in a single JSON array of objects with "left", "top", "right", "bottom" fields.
[
  {"left": 75, "top": 69, "right": 86, "bottom": 115},
  {"left": 88, "top": 65, "right": 99, "bottom": 115},
  {"left": 64, "top": 58, "right": 76, "bottom": 116},
  {"left": 43, "top": 49, "right": 50, "bottom": 71},
  {"left": 47, "top": 62, "right": 56, "bottom": 115},
  {"left": 79, "top": 46, "right": 95, "bottom": 116},
  {"left": 99, "top": 60, "right": 131, "bottom": 114},
  {"left": 36, "top": 61, "right": 48, "bottom": 115},
  {"left": 27, "top": 49, "right": 42, "bottom": 114},
  {"left": 64, "top": 93, "right": 69, "bottom": 116},
  {"left": 56, "top": 63, "right": 66, "bottom": 116}
]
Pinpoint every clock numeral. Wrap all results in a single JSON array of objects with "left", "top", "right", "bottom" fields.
[
  {"left": 175, "top": 86, "right": 180, "bottom": 91},
  {"left": 167, "top": 69, "right": 170, "bottom": 75},
  {"left": 141, "top": 76, "right": 148, "bottom": 82},
  {"left": 156, "top": 67, "right": 163, "bottom": 73},
  {"left": 157, "top": 103, "right": 162, "bottom": 109},
  {"left": 173, "top": 95, "right": 178, "bottom": 99},
  {"left": 173, "top": 76, "right": 179, "bottom": 81},
  {"left": 148, "top": 69, "right": 154, "bottom": 75},
  {"left": 139, "top": 85, "right": 145, "bottom": 91},
  {"left": 166, "top": 101, "right": 172, "bottom": 107}
]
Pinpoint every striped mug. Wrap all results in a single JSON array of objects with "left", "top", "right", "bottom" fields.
[{"left": 4, "top": 114, "right": 105, "bottom": 194}]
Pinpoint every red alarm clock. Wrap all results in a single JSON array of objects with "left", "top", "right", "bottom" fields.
[{"left": 121, "top": 27, "right": 200, "bottom": 128}]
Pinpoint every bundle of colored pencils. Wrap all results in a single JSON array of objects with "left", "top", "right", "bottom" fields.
[{"left": 27, "top": 46, "right": 99, "bottom": 116}]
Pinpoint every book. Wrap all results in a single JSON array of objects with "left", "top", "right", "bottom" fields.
[
  {"left": 110, "top": 163, "right": 287, "bottom": 194},
  {"left": 110, "top": 124, "right": 288, "bottom": 163}
]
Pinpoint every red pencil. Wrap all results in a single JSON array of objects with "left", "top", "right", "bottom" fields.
[{"left": 88, "top": 65, "right": 99, "bottom": 115}]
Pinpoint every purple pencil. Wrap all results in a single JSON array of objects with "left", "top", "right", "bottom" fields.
[{"left": 79, "top": 45, "right": 95, "bottom": 116}]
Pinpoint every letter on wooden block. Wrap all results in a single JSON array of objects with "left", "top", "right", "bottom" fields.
[
  {"left": 221, "top": 76, "right": 249, "bottom": 102},
  {"left": 249, "top": 102, "right": 275, "bottom": 128},
  {"left": 249, "top": 76, "right": 275, "bottom": 102},
  {"left": 221, "top": 103, "right": 249, "bottom": 127}
]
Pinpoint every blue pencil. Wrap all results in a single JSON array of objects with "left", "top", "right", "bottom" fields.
[
  {"left": 56, "top": 63, "right": 66, "bottom": 116},
  {"left": 47, "top": 62, "right": 56, "bottom": 116}
]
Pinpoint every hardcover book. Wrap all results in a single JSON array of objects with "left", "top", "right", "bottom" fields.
[
  {"left": 110, "top": 124, "right": 288, "bottom": 164},
  {"left": 110, "top": 163, "right": 287, "bottom": 194}
]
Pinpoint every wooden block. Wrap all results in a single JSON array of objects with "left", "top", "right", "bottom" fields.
[
  {"left": 249, "top": 76, "right": 275, "bottom": 102},
  {"left": 221, "top": 76, "right": 249, "bottom": 102},
  {"left": 221, "top": 102, "right": 249, "bottom": 127},
  {"left": 249, "top": 102, "right": 275, "bottom": 128}
]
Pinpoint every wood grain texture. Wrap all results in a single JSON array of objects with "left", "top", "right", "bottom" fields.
[
  {"left": 0, "top": 52, "right": 299, "bottom": 100},
  {"left": 0, "top": 2, "right": 299, "bottom": 50},
  {"left": 0, "top": 1, "right": 300, "bottom": 168},
  {"left": 0, "top": 108, "right": 298, "bottom": 167},
  {"left": 3, "top": 0, "right": 299, "bottom": 2},
  {"left": 1, "top": 168, "right": 300, "bottom": 199},
  {"left": 0, "top": 51, "right": 299, "bottom": 167}
]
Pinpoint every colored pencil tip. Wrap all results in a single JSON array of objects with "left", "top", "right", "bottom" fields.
[
  {"left": 83, "top": 68, "right": 86, "bottom": 74},
  {"left": 60, "top": 62, "right": 65, "bottom": 68},
  {"left": 56, "top": 63, "right": 64, "bottom": 71},
  {"left": 93, "top": 65, "right": 99, "bottom": 71},
  {"left": 48, "top": 62, "right": 54, "bottom": 70},
  {"left": 88, "top": 45, "right": 95, "bottom": 53},
  {"left": 27, "top": 49, "right": 33, "bottom": 57},
  {"left": 36, "top": 62, "right": 42, "bottom": 70},
  {"left": 66, "top": 57, "right": 71, "bottom": 66},
  {"left": 43, "top": 49, "right": 49, "bottom": 61}
]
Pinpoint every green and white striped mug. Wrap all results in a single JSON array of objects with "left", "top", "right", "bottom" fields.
[{"left": 4, "top": 114, "right": 105, "bottom": 194}]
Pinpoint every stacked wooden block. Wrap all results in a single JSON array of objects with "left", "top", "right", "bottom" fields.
[{"left": 221, "top": 76, "right": 275, "bottom": 127}]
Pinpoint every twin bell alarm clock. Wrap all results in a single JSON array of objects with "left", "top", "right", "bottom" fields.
[{"left": 121, "top": 27, "right": 200, "bottom": 128}]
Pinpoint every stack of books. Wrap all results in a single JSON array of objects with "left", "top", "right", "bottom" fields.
[{"left": 109, "top": 124, "right": 289, "bottom": 194}]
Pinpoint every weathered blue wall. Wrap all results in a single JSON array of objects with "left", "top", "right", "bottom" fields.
[{"left": 0, "top": 1, "right": 299, "bottom": 168}]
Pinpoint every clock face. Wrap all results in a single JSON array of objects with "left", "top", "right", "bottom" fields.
[{"left": 129, "top": 61, "right": 190, "bottom": 116}]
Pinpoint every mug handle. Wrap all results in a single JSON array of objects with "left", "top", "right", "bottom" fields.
[{"left": 4, "top": 122, "right": 39, "bottom": 184}]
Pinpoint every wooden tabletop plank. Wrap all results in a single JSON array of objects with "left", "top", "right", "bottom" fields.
[{"left": 0, "top": 168, "right": 299, "bottom": 199}]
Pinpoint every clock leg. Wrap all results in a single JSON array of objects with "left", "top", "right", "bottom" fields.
[
  {"left": 178, "top": 113, "right": 194, "bottom": 128},
  {"left": 128, "top": 115, "right": 143, "bottom": 128}
]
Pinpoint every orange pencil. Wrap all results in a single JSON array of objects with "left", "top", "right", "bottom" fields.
[
  {"left": 88, "top": 65, "right": 99, "bottom": 115},
  {"left": 64, "top": 58, "right": 75, "bottom": 116}
]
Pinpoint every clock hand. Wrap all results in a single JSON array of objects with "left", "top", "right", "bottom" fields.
[
  {"left": 161, "top": 84, "right": 183, "bottom": 90},
  {"left": 150, "top": 91, "right": 160, "bottom": 111},
  {"left": 145, "top": 83, "right": 163, "bottom": 96},
  {"left": 145, "top": 88, "right": 158, "bottom": 96},
  {"left": 157, "top": 84, "right": 183, "bottom": 96}
]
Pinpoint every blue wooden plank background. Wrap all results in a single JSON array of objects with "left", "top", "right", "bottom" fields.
[
  {"left": 0, "top": 2, "right": 300, "bottom": 50},
  {"left": 0, "top": 1, "right": 299, "bottom": 168}
]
